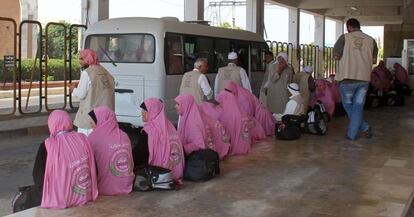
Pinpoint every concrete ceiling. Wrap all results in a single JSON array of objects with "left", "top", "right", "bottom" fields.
[{"left": 270, "top": 0, "right": 414, "bottom": 25}]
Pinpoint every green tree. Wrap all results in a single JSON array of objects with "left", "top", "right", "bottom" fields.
[
  {"left": 218, "top": 22, "right": 243, "bottom": 30},
  {"left": 44, "top": 21, "right": 79, "bottom": 59}
]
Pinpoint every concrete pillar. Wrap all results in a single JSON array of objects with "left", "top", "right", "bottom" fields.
[
  {"left": 81, "top": 0, "right": 109, "bottom": 26},
  {"left": 335, "top": 20, "right": 344, "bottom": 41},
  {"left": 288, "top": 7, "right": 300, "bottom": 71},
  {"left": 314, "top": 15, "right": 325, "bottom": 76},
  {"left": 184, "top": 0, "right": 204, "bottom": 21},
  {"left": 246, "top": 0, "right": 264, "bottom": 37},
  {"left": 20, "top": 0, "right": 38, "bottom": 58}
]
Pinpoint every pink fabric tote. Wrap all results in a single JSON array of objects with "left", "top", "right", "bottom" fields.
[
  {"left": 88, "top": 107, "right": 134, "bottom": 196},
  {"left": 143, "top": 98, "right": 185, "bottom": 181},
  {"left": 41, "top": 110, "right": 98, "bottom": 209},
  {"left": 216, "top": 91, "right": 252, "bottom": 155}
]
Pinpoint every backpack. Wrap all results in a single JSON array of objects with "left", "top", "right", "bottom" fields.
[
  {"left": 386, "top": 91, "right": 405, "bottom": 107},
  {"left": 184, "top": 149, "right": 220, "bottom": 182},
  {"left": 314, "top": 101, "right": 330, "bottom": 123},
  {"left": 11, "top": 185, "right": 41, "bottom": 213},
  {"left": 134, "top": 165, "right": 176, "bottom": 191},
  {"left": 306, "top": 104, "right": 327, "bottom": 135},
  {"left": 275, "top": 115, "right": 305, "bottom": 140}
]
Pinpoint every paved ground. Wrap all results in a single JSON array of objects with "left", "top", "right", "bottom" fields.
[{"left": 2, "top": 98, "right": 414, "bottom": 217}]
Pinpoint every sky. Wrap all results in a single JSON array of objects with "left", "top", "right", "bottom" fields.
[{"left": 37, "top": 0, "right": 383, "bottom": 47}]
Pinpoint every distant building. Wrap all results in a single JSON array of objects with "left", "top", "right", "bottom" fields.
[{"left": 0, "top": 0, "right": 38, "bottom": 59}]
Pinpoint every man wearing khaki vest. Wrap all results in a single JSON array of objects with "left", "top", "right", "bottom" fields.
[
  {"left": 293, "top": 65, "right": 316, "bottom": 112},
  {"left": 70, "top": 49, "right": 115, "bottom": 135},
  {"left": 333, "top": 18, "right": 378, "bottom": 141},
  {"left": 214, "top": 51, "right": 251, "bottom": 97},
  {"left": 179, "top": 58, "right": 213, "bottom": 103}
]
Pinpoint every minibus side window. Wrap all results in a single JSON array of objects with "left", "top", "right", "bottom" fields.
[
  {"left": 165, "top": 34, "right": 184, "bottom": 74},
  {"left": 183, "top": 36, "right": 215, "bottom": 73},
  {"left": 251, "top": 43, "right": 266, "bottom": 72},
  {"left": 231, "top": 41, "right": 249, "bottom": 73},
  {"left": 214, "top": 39, "right": 230, "bottom": 72}
]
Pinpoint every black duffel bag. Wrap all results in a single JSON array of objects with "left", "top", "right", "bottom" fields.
[{"left": 184, "top": 149, "right": 220, "bottom": 182}]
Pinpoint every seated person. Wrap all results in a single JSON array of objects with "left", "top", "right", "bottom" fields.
[
  {"left": 197, "top": 104, "right": 230, "bottom": 160},
  {"left": 309, "top": 79, "right": 335, "bottom": 119},
  {"left": 216, "top": 90, "right": 252, "bottom": 155},
  {"left": 273, "top": 83, "right": 306, "bottom": 122},
  {"left": 33, "top": 110, "right": 98, "bottom": 209},
  {"left": 138, "top": 98, "right": 185, "bottom": 182},
  {"left": 175, "top": 94, "right": 211, "bottom": 155},
  {"left": 88, "top": 107, "right": 135, "bottom": 196},
  {"left": 225, "top": 81, "right": 275, "bottom": 137},
  {"left": 175, "top": 94, "right": 230, "bottom": 159}
]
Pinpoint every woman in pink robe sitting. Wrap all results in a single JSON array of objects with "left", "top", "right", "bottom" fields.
[{"left": 88, "top": 107, "right": 134, "bottom": 196}]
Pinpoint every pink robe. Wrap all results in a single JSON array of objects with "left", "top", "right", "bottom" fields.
[
  {"left": 224, "top": 81, "right": 275, "bottom": 136},
  {"left": 41, "top": 110, "right": 98, "bottom": 209},
  {"left": 310, "top": 79, "right": 335, "bottom": 119},
  {"left": 175, "top": 94, "right": 209, "bottom": 155},
  {"left": 88, "top": 107, "right": 134, "bottom": 196},
  {"left": 372, "top": 61, "right": 392, "bottom": 91},
  {"left": 197, "top": 102, "right": 230, "bottom": 159},
  {"left": 394, "top": 63, "right": 410, "bottom": 86},
  {"left": 225, "top": 81, "right": 266, "bottom": 142},
  {"left": 328, "top": 74, "right": 341, "bottom": 103},
  {"left": 216, "top": 91, "right": 252, "bottom": 155},
  {"left": 143, "top": 98, "right": 185, "bottom": 181}
]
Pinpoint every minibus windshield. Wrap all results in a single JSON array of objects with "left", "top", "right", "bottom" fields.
[{"left": 85, "top": 34, "right": 155, "bottom": 63}]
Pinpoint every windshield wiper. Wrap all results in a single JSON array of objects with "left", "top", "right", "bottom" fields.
[{"left": 99, "top": 46, "right": 117, "bottom": 67}]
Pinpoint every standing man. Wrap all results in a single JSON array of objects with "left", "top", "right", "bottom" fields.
[
  {"left": 70, "top": 49, "right": 115, "bottom": 135},
  {"left": 293, "top": 65, "right": 316, "bottom": 111},
  {"left": 214, "top": 51, "right": 251, "bottom": 96},
  {"left": 259, "top": 50, "right": 277, "bottom": 105},
  {"left": 179, "top": 58, "right": 214, "bottom": 103},
  {"left": 333, "top": 18, "right": 378, "bottom": 140},
  {"left": 264, "top": 52, "right": 293, "bottom": 114}
]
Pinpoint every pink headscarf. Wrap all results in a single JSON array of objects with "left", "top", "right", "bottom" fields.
[
  {"left": 88, "top": 107, "right": 134, "bottom": 196},
  {"left": 216, "top": 91, "right": 251, "bottom": 155},
  {"left": 328, "top": 74, "right": 341, "bottom": 103},
  {"left": 41, "top": 110, "right": 98, "bottom": 209},
  {"left": 80, "top": 49, "right": 99, "bottom": 66},
  {"left": 143, "top": 98, "right": 184, "bottom": 181},
  {"left": 225, "top": 81, "right": 275, "bottom": 136},
  {"left": 198, "top": 102, "right": 222, "bottom": 120},
  {"left": 175, "top": 94, "right": 209, "bottom": 155},
  {"left": 310, "top": 79, "right": 335, "bottom": 119},
  {"left": 372, "top": 61, "right": 392, "bottom": 91},
  {"left": 394, "top": 63, "right": 410, "bottom": 86}
]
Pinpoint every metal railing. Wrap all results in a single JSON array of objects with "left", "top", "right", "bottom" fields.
[
  {"left": 266, "top": 40, "right": 293, "bottom": 64},
  {"left": 0, "top": 17, "right": 86, "bottom": 116},
  {"left": 0, "top": 17, "right": 17, "bottom": 116},
  {"left": 323, "top": 47, "right": 336, "bottom": 77}
]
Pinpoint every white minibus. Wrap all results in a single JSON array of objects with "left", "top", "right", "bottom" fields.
[{"left": 83, "top": 17, "right": 268, "bottom": 127}]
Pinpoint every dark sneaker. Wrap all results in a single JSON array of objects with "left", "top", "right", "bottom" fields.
[{"left": 363, "top": 127, "right": 373, "bottom": 139}]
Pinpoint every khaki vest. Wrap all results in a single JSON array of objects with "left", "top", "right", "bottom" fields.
[
  {"left": 291, "top": 94, "right": 305, "bottom": 116},
  {"left": 179, "top": 70, "right": 205, "bottom": 103},
  {"left": 216, "top": 64, "right": 242, "bottom": 94},
  {"left": 337, "top": 31, "right": 374, "bottom": 82},
  {"left": 74, "top": 65, "right": 115, "bottom": 129}
]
